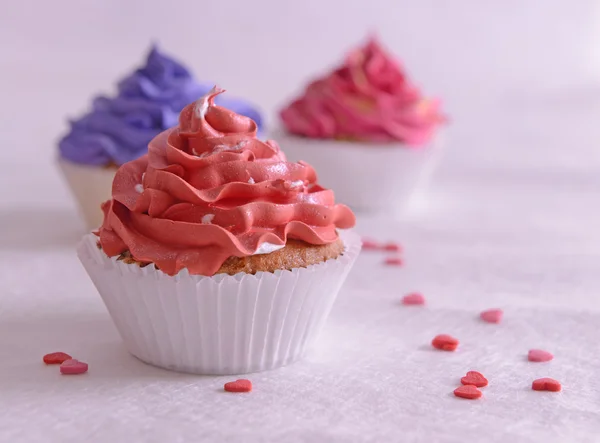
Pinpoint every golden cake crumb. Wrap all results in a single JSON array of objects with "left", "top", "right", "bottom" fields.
[{"left": 113, "top": 239, "right": 345, "bottom": 275}]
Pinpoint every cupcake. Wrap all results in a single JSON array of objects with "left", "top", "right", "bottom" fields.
[
  {"left": 58, "top": 45, "right": 264, "bottom": 230},
  {"left": 77, "top": 87, "right": 359, "bottom": 375},
  {"left": 278, "top": 37, "right": 444, "bottom": 215}
]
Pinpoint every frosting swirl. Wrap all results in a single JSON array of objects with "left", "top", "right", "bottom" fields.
[
  {"left": 280, "top": 37, "right": 443, "bottom": 145},
  {"left": 59, "top": 46, "right": 264, "bottom": 166},
  {"left": 98, "top": 87, "right": 355, "bottom": 276}
]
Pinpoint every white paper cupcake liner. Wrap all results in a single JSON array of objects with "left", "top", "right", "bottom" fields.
[
  {"left": 274, "top": 130, "right": 443, "bottom": 216},
  {"left": 58, "top": 158, "right": 117, "bottom": 230},
  {"left": 77, "top": 231, "right": 361, "bottom": 375}
]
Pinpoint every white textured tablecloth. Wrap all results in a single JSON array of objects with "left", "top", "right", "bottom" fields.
[{"left": 1, "top": 91, "right": 600, "bottom": 442}]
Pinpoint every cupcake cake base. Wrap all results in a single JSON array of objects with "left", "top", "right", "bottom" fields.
[
  {"left": 77, "top": 231, "right": 361, "bottom": 375},
  {"left": 116, "top": 238, "right": 345, "bottom": 276}
]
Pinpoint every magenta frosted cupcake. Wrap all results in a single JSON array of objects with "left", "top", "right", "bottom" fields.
[{"left": 278, "top": 37, "right": 445, "bottom": 215}]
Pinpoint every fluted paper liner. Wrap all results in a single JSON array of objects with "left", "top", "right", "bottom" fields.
[
  {"left": 77, "top": 231, "right": 361, "bottom": 375},
  {"left": 58, "top": 158, "right": 117, "bottom": 230},
  {"left": 275, "top": 130, "right": 443, "bottom": 215}
]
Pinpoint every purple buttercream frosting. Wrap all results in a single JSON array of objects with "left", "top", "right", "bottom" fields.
[{"left": 59, "top": 45, "right": 264, "bottom": 166}]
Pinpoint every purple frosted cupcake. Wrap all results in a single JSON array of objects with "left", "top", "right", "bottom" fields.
[{"left": 58, "top": 45, "right": 264, "bottom": 229}]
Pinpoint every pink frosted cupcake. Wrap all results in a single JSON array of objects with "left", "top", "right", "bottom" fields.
[
  {"left": 77, "top": 87, "right": 360, "bottom": 375},
  {"left": 278, "top": 37, "right": 445, "bottom": 214}
]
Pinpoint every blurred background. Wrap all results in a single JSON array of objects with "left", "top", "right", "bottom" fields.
[
  {"left": 2, "top": 0, "right": 600, "bottom": 228},
  {"left": 4, "top": 0, "right": 600, "bottom": 110}
]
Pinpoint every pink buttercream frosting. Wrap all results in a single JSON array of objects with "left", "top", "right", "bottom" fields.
[
  {"left": 97, "top": 87, "right": 356, "bottom": 276},
  {"left": 280, "top": 37, "right": 444, "bottom": 145}
]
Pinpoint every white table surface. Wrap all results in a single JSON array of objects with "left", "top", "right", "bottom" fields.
[
  {"left": 3, "top": 2, "right": 600, "bottom": 442},
  {"left": 2, "top": 90, "right": 600, "bottom": 442}
]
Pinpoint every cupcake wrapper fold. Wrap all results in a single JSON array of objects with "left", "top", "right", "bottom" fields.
[
  {"left": 275, "top": 130, "right": 443, "bottom": 216},
  {"left": 77, "top": 231, "right": 361, "bottom": 375},
  {"left": 58, "top": 158, "right": 116, "bottom": 230}
]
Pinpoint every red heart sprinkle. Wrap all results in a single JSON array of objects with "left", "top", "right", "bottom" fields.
[
  {"left": 528, "top": 349, "right": 554, "bottom": 362},
  {"left": 461, "top": 371, "right": 488, "bottom": 387},
  {"left": 224, "top": 379, "right": 252, "bottom": 393},
  {"left": 402, "top": 292, "right": 425, "bottom": 305},
  {"left": 454, "top": 385, "right": 482, "bottom": 400},
  {"left": 431, "top": 334, "right": 459, "bottom": 351},
  {"left": 480, "top": 308, "right": 503, "bottom": 324},
  {"left": 362, "top": 239, "right": 380, "bottom": 250},
  {"left": 383, "top": 242, "right": 402, "bottom": 252},
  {"left": 60, "top": 359, "right": 89, "bottom": 375},
  {"left": 532, "top": 377, "right": 561, "bottom": 392},
  {"left": 384, "top": 257, "right": 403, "bottom": 266},
  {"left": 43, "top": 352, "right": 72, "bottom": 365}
]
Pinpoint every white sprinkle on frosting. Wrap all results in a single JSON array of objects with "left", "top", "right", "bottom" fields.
[
  {"left": 196, "top": 140, "right": 249, "bottom": 159},
  {"left": 248, "top": 177, "right": 255, "bottom": 184},
  {"left": 232, "top": 140, "right": 248, "bottom": 150},
  {"left": 213, "top": 140, "right": 248, "bottom": 154},
  {"left": 201, "top": 214, "right": 215, "bottom": 224},
  {"left": 195, "top": 100, "right": 209, "bottom": 119},
  {"left": 290, "top": 180, "right": 304, "bottom": 188},
  {"left": 194, "top": 86, "right": 220, "bottom": 119},
  {"left": 252, "top": 242, "right": 285, "bottom": 255},
  {"left": 134, "top": 184, "right": 144, "bottom": 193}
]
